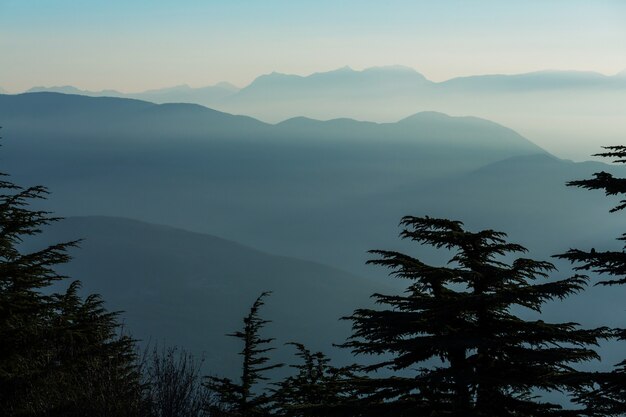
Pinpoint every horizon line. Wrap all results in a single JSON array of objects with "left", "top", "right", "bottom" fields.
[{"left": 3, "top": 65, "right": 625, "bottom": 95}]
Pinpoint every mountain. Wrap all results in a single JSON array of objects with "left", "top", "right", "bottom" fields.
[
  {"left": 6, "top": 91, "right": 626, "bottom": 371},
  {"left": 27, "top": 85, "right": 123, "bottom": 96},
  {"left": 19, "top": 67, "right": 626, "bottom": 159},
  {"left": 4, "top": 92, "right": 626, "bottom": 289},
  {"left": 0, "top": 92, "right": 546, "bottom": 273},
  {"left": 19, "top": 167, "right": 626, "bottom": 377},
  {"left": 24, "top": 67, "right": 626, "bottom": 105},
  {"left": 218, "top": 66, "right": 626, "bottom": 105},
  {"left": 215, "top": 66, "right": 434, "bottom": 122},
  {"left": 0, "top": 91, "right": 542, "bottom": 158},
  {"left": 222, "top": 67, "right": 625, "bottom": 114},
  {"left": 439, "top": 70, "right": 623, "bottom": 92},
  {"left": 213, "top": 67, "right": 626, "bottom": 160},
  {"left": 231, "top": 65, "right": 429, "bottom": 98},
  {"left": 376, "top": 153, "right": 626, "bottom": 255},
  {"left": 127, "top": 83, "right": 239, "bottom": 106},
  {"left": 24, "top": 216, "right": 382, "bottom": 376},
  {"left": 0, "top": 92, "right": 267, "bottom": 137},
  {"left": 25, "top": 82, "right": 240, "bottom": 108}
]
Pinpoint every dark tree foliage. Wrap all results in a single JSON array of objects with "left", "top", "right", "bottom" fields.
[
  {"left": 271, "top": 343, "right": 359, "bottom": 417},
  {"left": 205, "top": 292, "right": 283, "bottom": 417},
  {"left": 50, "top": 281, "right": 143, "bottom": 416},
  {"left": 343, "top": 216, "right": 608, "bottom": 417},
  {"left": 0, "top": 172, "right": 142, "bottom": 416},
  {"left": 555, "top": 146, "right": 626, "bottom": 286},
  {"left": 554, "top": 146, "right": 626, "bottom": 415}
]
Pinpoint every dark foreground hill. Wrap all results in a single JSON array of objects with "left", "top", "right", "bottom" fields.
[{"left": 24, "top": 216, "right": 383, "bottom": 377}]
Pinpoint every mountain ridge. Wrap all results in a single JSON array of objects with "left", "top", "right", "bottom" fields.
[
  {"left": 2, "top": 91, "right": 548, "bottom": 146},
  {"left": 16, "top": 67, "right": 626, "bottom": 156},
  {"left": 0, "top": 91, "right": 550, "bottom": 273},
  {"left": 19, "top": 66, "right": 626, "bottom": 97},
  {"left": 25, "top": 215, "right": 382, "bottom": 375}
]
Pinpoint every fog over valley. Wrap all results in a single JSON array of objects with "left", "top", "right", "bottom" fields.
[{"left": 3, "top": 1, "right": 626, "bottom": 415}]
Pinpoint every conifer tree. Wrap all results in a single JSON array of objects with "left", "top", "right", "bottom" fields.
[
  {"left": 0, "top": 176, "right": 70, "bottom": 414},
  {"left": 555, "top": 146, "right": 626, "bottom": 286},
  {"left": 0, "top": 171, "right": 142, "bottom": 416},
  {"left": 271, "top": 343, "right": 359, "bottom": 417},
  {"left": 50, "top": 281, "right": 143, "bottom": 416},
  {"left": 554, "top": 146, "right": 626, "bottom": 415},
  {"left": 205, "top": 292, "right": 283, "bottom": 417},
  {"left": 343, "top": 216, "right": 607, "bottom": 417}
]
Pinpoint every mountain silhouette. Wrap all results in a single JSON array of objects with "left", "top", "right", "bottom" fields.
[
  {"left": 439, "top": 70, "right": 622, "bottom": 91},
  {"left": 18, "top": 67, "right": 626, "bottom": 158},
  {"left": 0, "top": 92, "right": 547, "bottom": 271},
  {"left": 25, "top": 216, "right": 381, "bottom": 376},
  {"left": 7, "top": 91, "right": 626, "bottom": 375},
  {"left": 25, "top": 82, "right": 240, "bottom": 108}
]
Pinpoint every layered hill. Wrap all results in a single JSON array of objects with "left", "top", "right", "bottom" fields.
[
  {"left": 0, "top": 92, "right": 550, "bottom": 272},
  {"left": 25, "top": 82, "right": 240, "bottom": 107},
  {"left": 5, "top": 91, "right": 626, "bottom": 372},
  {"left": 24, "top": 216, "right": 382, "bottom": 377},
  {"left": 17, "top": 66, "right": 626, "bottom": 159}
]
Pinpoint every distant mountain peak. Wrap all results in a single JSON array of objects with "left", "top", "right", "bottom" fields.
[
  {"left": 261, "top": 65, "right": 425, "bottom": 78},
  {"left": 27, "top": 85, "right": 85, "bottom": 94},
  {"left": 140, "top": 84, "right": 192, "bottom": 94},
  {"left": 397, "top": 111, "right": 454, "bottom": 123},
  {"left": 397, "top": 111, "right": 510, "bottom": 129},
  {"left": 256, "top": 71, "right": 303, "bottom": 81},
  {"left": 214, "top": 81, "right": 240, "bottom": 91},
  {"left": 364, "top": 64, "right": 419, "bottom": 73},
  {"left": 242, "top": 66, "right": 429, "bottom": 94},
  {"left": 276, "top": 115, "right": 319, "bottom": 125},
  {"left": 326, "top": 65, "right": 354, "bottom": 73},
  {"left": 25, "top": 85, "right": 126, "bottom": 96}
]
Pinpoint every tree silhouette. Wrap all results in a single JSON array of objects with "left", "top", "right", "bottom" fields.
[
  {"left": 50, "top": 281, "right": 143, "bottom": 416},
  {"left": 271, "top": 343, "right": 359, "bottom": 417},
  {"left": 554, "top": 146, "right": 626, "bottom": 415},
  {"left": 343, "top": 216, "right": 607, "bottom": 417},
  {"left": 205, "top": 292, "right": 283, "bottom": 417},
  {"left": 0, "top": 171, "right": 142, "bottom": 416}
]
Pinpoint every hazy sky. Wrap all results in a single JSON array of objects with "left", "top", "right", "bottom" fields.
[{"left": 2, "top": 0, "right": 626, "bottom": 93}]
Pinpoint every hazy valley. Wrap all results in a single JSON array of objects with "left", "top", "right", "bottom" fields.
[{"left": 3, "top": 90, "right": 626, "bottom": 380}]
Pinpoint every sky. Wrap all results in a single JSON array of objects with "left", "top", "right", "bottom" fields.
[{"left": 1, "top": 0, "right": 626, "bottom": 93}]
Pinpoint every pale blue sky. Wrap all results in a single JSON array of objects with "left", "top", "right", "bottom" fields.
[{"left": 2, "top": 0, "right": 626, "bottom": 92}]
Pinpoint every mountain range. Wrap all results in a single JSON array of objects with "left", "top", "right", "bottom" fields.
[
  {"left": 4, "top": 91, "right": 626, "bottom": 374},
  {"left": 0, "top": 92, "right": 548, "bottom": 271},
  {"left": 1, "top": 92, "right": 621, "bottom": 273},
  {"left": 24, "top": 82, "right": 240, "bottom": 106},
  {"left": 15, "top": 66, "right": 626, "bottom": 104},
  {"left": 7, "top": 66, "right": 626, "bottom": 159}
]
